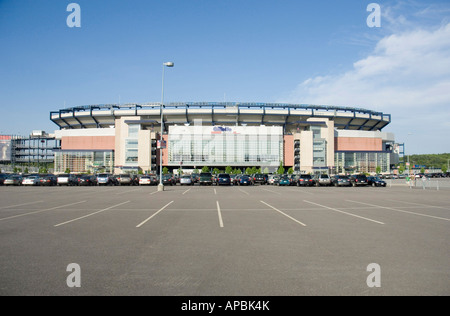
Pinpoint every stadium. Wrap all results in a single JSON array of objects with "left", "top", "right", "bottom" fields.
[{"left": 49, "top": 102, "right": 399, "bottom": 175}]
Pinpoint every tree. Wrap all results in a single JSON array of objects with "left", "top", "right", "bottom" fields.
[
  {"left": 442, "top": 164, "right": 448, "bottom": 174},
  {"left": 177, "top": 168, "right": 183, "bottom": 175},
  {"left": 193, "top": 168, "right": 199, "bottom": 174},
  {"left": 163, "top": 167, "right": 169, "bottom": 174},
  {"left": 201, "top": 166, "right": 210, "bottom": 173},
  {"left": 24, "top": 167, "right": 29, "bottom": 174},
  {"left": 277, "top": 161, "right": 285, "bottom": 175},
  {"left": 233, "top": 168, "right": 241, "bottom": 175},
  {"left": 263, "top": 167, "right": 269, "bottom": 174},
  {"left": 65, "top": 168, "right": 71, "bottom": 174},
  {"left": 287, "top": 167, "right": 294, "bottom": 175},
  {"left": 138, "top": 169, "right": 144, "bottom": 175},
  {"left": 245, "top": 167, "right": 252, "bottom": 175},
  {"left": 250, "top": 167, "right": 257, "bottom": 175},
  {"left": 225, "top": 166, "right": 233, "bottom": 174},
  {"left": 398, "top": 164, "right": 405, "bottom": 174},
  {"left": 213, "top": 168, "right": 220, "bottom": 175},
  {"left": 376, "top": 166, "right": 381, "bottom": 174},
  {"left": 420, "top": 167, "right": 425, "bottom": 174}
]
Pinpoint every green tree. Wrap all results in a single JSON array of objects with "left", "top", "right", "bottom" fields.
[
  {"left": 263, "top": 167, "right": 269, "bottom": 174},
  {"left": 442, "top": 164, "right": 448, "bottom": 173},
  {"left": 250, "top": 167, "right": 257, "bottom": 175},
  {"left": 177, "top": 168, "right": 183, "bottom": 175},
  {"left": 287, "top": 167, "right": 294, "bottom": 175},
  {"left": 225, "top": 166, "right": 233, "bottom": 174},
  {"left": 233, "top": 168, "right": 241, "bottom": 175},
  {"left": 193, "top": 168, "right": 200, "bottom": 174},
  {"left": 163, "top": 167, "right": 169, "bottom": 174},
  {"left": 376, "top": 166, "right": 381, "bottom": 174},
  {"left": 398, "top": 164, "right": 405, "bottom": 174},
  {"left": 65, "top": 168, "right": 71, "bottom": 174},
  {"left": 277, "top": 161, "right": 285, "bottom": 175},
  {"left": 213, "top": 168, "right": 220, "bottom": 175},
  {"left": 24, "top": 167, "right": 29, "bottom": 174},
  {"left": 245, "top": 167, "right": 252, "bottom": 175},
  {"left": 138, "top": 169, "right": 144, "bottom": 175},
  {"left": 420, "top": 167, "right": 425, "bottom": 174},
  {"left": 201, "top": 166, "right": 210, "bottom": 173}
]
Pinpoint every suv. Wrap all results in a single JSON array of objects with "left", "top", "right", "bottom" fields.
[
  {"left": 313, "top": 174, "right": 332, "bottom": 187},
  {"left": 217, "top": 173, "right": 231, "bottom": 186},
  {"left": 57, "top": 174, "right": 77, "bottom": 186},
  {"left": 253, "top": 174, "right": 268, "bottom": 185},
  {"left": 296, "top": 174, "right": 314, "bottom": 187},
  {"left": 367, "top": 176, "right": 387, "bottom": 187},
  {"left": 97, "top": 173, "right": 116, "bottom": 186},
  {"left": 331, "top": 175, "right": 351, "bottom": 187},
  {"left": 116, "top": 174, "right": 132, "bottom": 186},
  {"left": 199, "top": 172, "right": 213, "bottom": 186},
  {"left": 349, "top": 174, "right": 368, "bottom": 187},
  {"left": 0, "top": 173, "right": 8, "bottom": 185}
]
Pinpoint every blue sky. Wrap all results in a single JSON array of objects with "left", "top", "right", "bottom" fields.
[{"left": 0, "top": 0, "right": 449, "bottom": 154}]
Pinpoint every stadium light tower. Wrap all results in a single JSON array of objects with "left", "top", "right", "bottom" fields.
[{"left": 158, "top": 62, "right": 174, "bottom": 192}]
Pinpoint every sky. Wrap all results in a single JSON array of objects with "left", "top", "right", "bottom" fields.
[{"left": 0, "top": 0, "right": 449, "bottom": 154}]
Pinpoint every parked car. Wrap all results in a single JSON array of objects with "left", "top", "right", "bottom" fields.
[
  {"left": 288, "top": 174, "right": 298, "bottom": 186},
  {"left": 367, "top": 176, "right": 387, "bottom": 187},
  {"left": 39, "top": 175, "right": 57, "bottom": 186},
  {"left": 331, "top": 175, "right": 351, "bottom": 187},
  {"left": 97, "top": 173, "right": 116, "bottom": 186},
  {"left": 238, "top": 175, "right": 253, "bottom": 186},
  {"left": 4, "top": 175, "right": 23, "bottom": 186},
  {"left": 116, "top": 174, "right": 132, "bottom": 186},
  {"left": 0, "top": 173, "right": 8, "bottom": 185},
  {"left": 277, "top": 176, "right": 291, "bottom": 186},
  {"left": 296, "top": 174, "right": 314, "bottom": 187},
  {"left": 162, "top": 174, "right": 175, "bottom": 186},
  {"left": 313, "top": 174, "right": 332, "bottom": 187},
  {"left": 268, "top": 175, "right": 279, "bottom": 185},
  {"left": 199, "top": 172, "right": 213, "bottom": 186},
  {"left": 22, "top": 176, "right": 40, "bottom": 186},
  {"left": 57, "top": 174, "right": 77, "bottom": 186},
  {"left": 179, "top": 175, "right": 193, "bottom": 186},
  {"left": 349, "top": 174, "right": 369, "bottom": 187},
  {"left": 191, "top": 173, "right": 200, "bottom": 183},
  {"left": 253, "top": 174, "right": 268, "bottom": 185},
  {"left": 139, "top": 176, "right": 153, "bottom": 186},
  {"left": 78, "top": 175, "right": 97, "bottom": 186},
  {"left": 217, "top": 173, "right": 231, "bottom": 186}
]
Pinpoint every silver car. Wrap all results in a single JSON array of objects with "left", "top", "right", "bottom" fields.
[
  {"left": 23, "top": 176, "right": 40, "bottom": 186},
  {"left": 4, "top": 175, "right": 23, "bottom": 186},
  {"left": 179, "top": 175, "right": 193, "bottom": 186},
  {"left": 314, "top": 174, "right": 332, "bottom": 187}
]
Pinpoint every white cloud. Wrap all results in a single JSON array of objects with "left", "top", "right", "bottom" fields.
[{"left": 283, "top": 22, "right": 450, "bottom": 154}]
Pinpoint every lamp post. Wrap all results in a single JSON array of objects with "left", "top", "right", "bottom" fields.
[
  {"left": 406, "top": 133, "right": 413, "bottom": 175},
  {"left": 158, "top": 62, "right": 174, "bottom": 192}
]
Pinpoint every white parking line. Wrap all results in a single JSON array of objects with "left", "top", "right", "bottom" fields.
[
  {"left": 149, "top": 191, "right": 159, "bottom": 195},
  {"left": 136, "top": 201, "right": 174, "bottom": 228},
  {"left": 347, "top": 200, "right": 450, "bottom": 222},
  {"left": 238, "top": 188, "right": 250, "bottom": 195},
  {"left": 262, "top": 188, "right": 281, "bottom": 195},
  {"left": 304, "top": 200, "right": 385, "bottom": 225},
  {"left": 54, "top": 201, "right": 130, "bottom": 227},
  {"left": 216, "top": 201, "right": 224, "bottom": 228},
  {"left": 285, "top": 188, "right": 314, "bottom": 195},
  {"left": 388, "top": 200, "right": 450, "bottom": 210},
  {"left": 214, "top": 188, "right": 217, "bottom": 195},
  {"left": 0, "top": 201, "right": 87, "bottom": 222},
  {"left": 260, "top": 201, "right": 306, "bottom": 227},
  {"left": 0, "top": 201, "right": 44, "bottom": 210},
  {"left": 182, "top": 188, "right": 191, "bottom": 195}
]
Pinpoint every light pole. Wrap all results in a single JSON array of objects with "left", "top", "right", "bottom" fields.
[
  {"left": 406, "top": 132, "right": 413, "bottom": 175},
  {"left": 158, "top": 62, "right": 174, "bottom": 192}
]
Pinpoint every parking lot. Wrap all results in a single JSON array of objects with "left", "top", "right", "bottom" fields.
[{"left": 0, "top": 184, "right": 449, "bottom": 296}]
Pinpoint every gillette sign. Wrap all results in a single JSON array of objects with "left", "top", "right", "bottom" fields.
[{"left": 211, "top": 126, "right": 234, "bottom": 134}]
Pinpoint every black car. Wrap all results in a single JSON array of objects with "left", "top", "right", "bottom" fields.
[
  {"left": 296, "top": 174, "right": 314, "bottom": 187},
  {"left": 162, "top": 174, "right": 175, "bottom": 186},
  {"left": 350, "top": 175, "right": 369, "bottom": 187},
  {"left": 367, "top": 176, "right": 387, "bottom": 187},
  {"left": 78, "top": 175, "right": 98, "bottom": 186},
  {"left": 217, "top": 173, "right": 231, "bottom": 186},
  {"left": 331, "top": 175, "right": 351, "bottom": 187},
  {"left": 0, "top": 173, "right": 8, "bottom": 185},
  {"left": 199, "top": 172, "right": 213, "bottom": 186},
  {"left": 39, "top": 175, "right": 57, "bottom": 186},
  {"left": 253, "top": 174, "right": 268, "bottom": 185}
]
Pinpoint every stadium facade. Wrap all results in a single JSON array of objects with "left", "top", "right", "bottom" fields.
[{"left": 49, "top": 102, "right": 400, "bottom": 174}]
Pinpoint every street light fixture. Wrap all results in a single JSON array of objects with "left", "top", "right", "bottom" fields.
[{"left": 158, "top": 62, "right": 174, "bottom": 192}]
